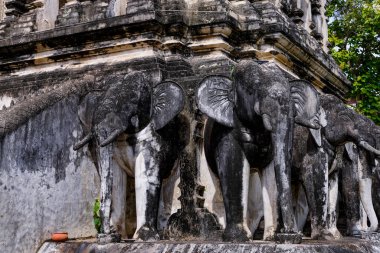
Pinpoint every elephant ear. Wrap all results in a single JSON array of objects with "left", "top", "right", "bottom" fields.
[
  {"left": 196, "top": 75, "right": 235, "bottom": 127},
  {"left": 78, "top": 92, "right": 104, "bottom": 133},
  {"left": 152, "top": 81, "right": 185, "bottom": 130},
  {"left": 290, "top": 80, "right": 320, "bottom": 129}
]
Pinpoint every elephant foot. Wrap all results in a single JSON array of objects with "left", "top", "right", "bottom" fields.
[
  {"left": 312, "top": 228, "right": 342, "bottom": 240},
  {"left": 263, "top": 230, "right": 276, "bottom": 241},
  {"left": 351, "top": 229, "right": 364, "bottom": 238},
  {"left": 97, "top": 233, "right": 121, "bottom": 244},
  {"left": 223, "top": 224, "right": 251, "bottom": 242},
  {"left": 134, "top": 225, "right": 160, "bottom": 241}
]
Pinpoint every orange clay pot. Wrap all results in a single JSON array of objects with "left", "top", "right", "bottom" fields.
[{"left": 51, "top": 232, "right": 68, "bottom": 242}]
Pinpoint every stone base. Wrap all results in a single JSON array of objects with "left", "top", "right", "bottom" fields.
[
  {"left": 97, "top": 233, "right": 121, "bottom": 244},
  {"left": 38, "top": 238, "right": 380, "bottom": 253},
  {"left": 166, "top": 208, "right": 222, "bottom": 240},
  {"left": 360, "top": 232, "right": 380, "bottom": 241},
  {"left": 274, "top": 233, "right": 303, "bottom": 244}
]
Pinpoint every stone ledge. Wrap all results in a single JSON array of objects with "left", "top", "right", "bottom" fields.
[{"left": 37, "top": 239, "right": 380, "bottom": 253}]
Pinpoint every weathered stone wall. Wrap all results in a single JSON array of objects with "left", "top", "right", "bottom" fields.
[
  {"left": 0, "top": 48, "right": 348, "bottom": 251},
  {"left": 0, "top": 96, "right": 99, "bottom": 253}
]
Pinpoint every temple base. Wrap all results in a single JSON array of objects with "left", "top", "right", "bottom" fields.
[{"left": 38, "top": 238, "right": 380, "bottom": 253}]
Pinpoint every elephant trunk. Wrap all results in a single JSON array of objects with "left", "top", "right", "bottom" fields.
[
  {"left": 358, "top": 140, "right": 380, "bottom": 156},
  {"left": 272, "top": 116, "right": 298, "bottom": 233}
]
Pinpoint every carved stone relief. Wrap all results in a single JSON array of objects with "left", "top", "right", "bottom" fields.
[
  {"left": 69, "top": 62, "right": 380, "bottom": 245},
  {"left": 74, "top": 72, "right": 187, "bottom": 242}
]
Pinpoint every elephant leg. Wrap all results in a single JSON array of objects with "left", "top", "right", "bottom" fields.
[
  {"left": 341, "top": 154, "right": 362, "bottom": 236},
  {"left": 157, "top": 164, "right": 180, "bottom": 230},
  {"left": 216, "top": 134, "right": 251, "bottom": 242},
  {"left": 133, "top": 148, "right": 161, "bottom": 241},
  {"left": 360, "top": 202, "right": 368, "bottom": 231},
  {"left": 326, "top": 171, "right": 342, "bottom": 239},
  {"left": 301, "top": 149, "right": 328, "bottom": 239},
  {"left": 98, "top": 143, "right": 119, "bottom": 238},
  {"left": 261, "top": 160, "right": 279, "bottom": 240}
]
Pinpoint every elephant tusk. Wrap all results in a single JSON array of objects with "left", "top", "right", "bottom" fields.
[
  {"left": 262, "top": 114, "right": 272, "bottom": 132},
  {"left": 359, "top": 140, "right": 380, "bottom": 156},
  {"left": 359, "top": 178, "right": 378, "bottom": 232},
  {"left": 73, "top": 133, "right": 93, "bottom": 150},
  {"left": 99, "top": 129, "right": 124, "bottom": 147},
  {"left": 294, "top": 116, "right": 319, "bottom": 130}
]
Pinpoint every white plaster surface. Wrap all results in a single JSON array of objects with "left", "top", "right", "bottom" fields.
[
  {"left": 36, "top": 0, "right": 59, "bottom": 31},
  {"left": 0, "top": 95, "right": 14, "bottom": 109},
  {"left": 247, "top": 171, "right": 264, "bottom": 234},
  {"left": 198, "top": 146, "right": 226, "bottom": 227}
]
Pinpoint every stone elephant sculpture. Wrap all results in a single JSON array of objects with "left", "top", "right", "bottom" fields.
[
  {"left": 74, "top": 72, "right": 186, "bottom": 242},
  {"left": 196, "top": 60, "right": 321, "bottom": 242},
  {"left": 339, "top": 118, "right": 380, "bottom": 236},
  {"left": 292, "top": 93, "right": 380, "bottom": 239},
  {"left": 372, "top": 125, "right": 380, "bottom": 222}
]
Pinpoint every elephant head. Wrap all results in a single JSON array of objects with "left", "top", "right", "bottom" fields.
[
  {"left": 320, "top": 94, "right": 380, "bottom": 156},
  {"left": 197, "top": 62, "right": 320, "bottom": 131},
  {"left": 196, "top": 60, "right": 320, "bottom": 241},
  {"left": 296, "top": 94, "right": 380, "bottom": 240},
  {"left": 346, "top": 118, "right": 380, "bottom": 235},
  {"left": 74, "top": 72, "right": 185, "bottom": 150}
]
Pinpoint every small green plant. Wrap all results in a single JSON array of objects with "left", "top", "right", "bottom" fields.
[
  {"left": 93, "top": 198, "right": 101, "bottom": 233},
  {"left": 229, "top": 64, "right": 235, "bottom": 77}
]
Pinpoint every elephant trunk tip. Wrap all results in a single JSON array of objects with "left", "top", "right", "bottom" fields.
[{"left": 295, "top": 116, "right": 320, "bottom": 130}]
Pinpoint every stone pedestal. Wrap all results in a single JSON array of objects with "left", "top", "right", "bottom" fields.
[
  {"left": 37, "top": 239, "right": 380, "bottom": 253},
  {"left": 97, "top": 233, "right": 122, "bottom": 244},
  {"left": 274, "top": 233, "right": 303, "bottom": 244}
]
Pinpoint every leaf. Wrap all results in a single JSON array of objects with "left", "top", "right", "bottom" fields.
[{"left": 93, "top": 198, "right": 101, "bottom": 233}]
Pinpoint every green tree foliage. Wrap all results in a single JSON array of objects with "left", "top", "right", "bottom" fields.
[
  {"left": 93, "top": 198, "right": 101, "bottom": 233},
  {"left": 326, "top": 0, "right": 380, "bottom": 124}
]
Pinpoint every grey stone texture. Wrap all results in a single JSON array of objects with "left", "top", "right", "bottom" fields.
[
  {"left": 37, "top": 240, "right": 380, "bottom": 253},
  {"left": 0, "top": 96, "right": 99, "bottom": 253}
]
